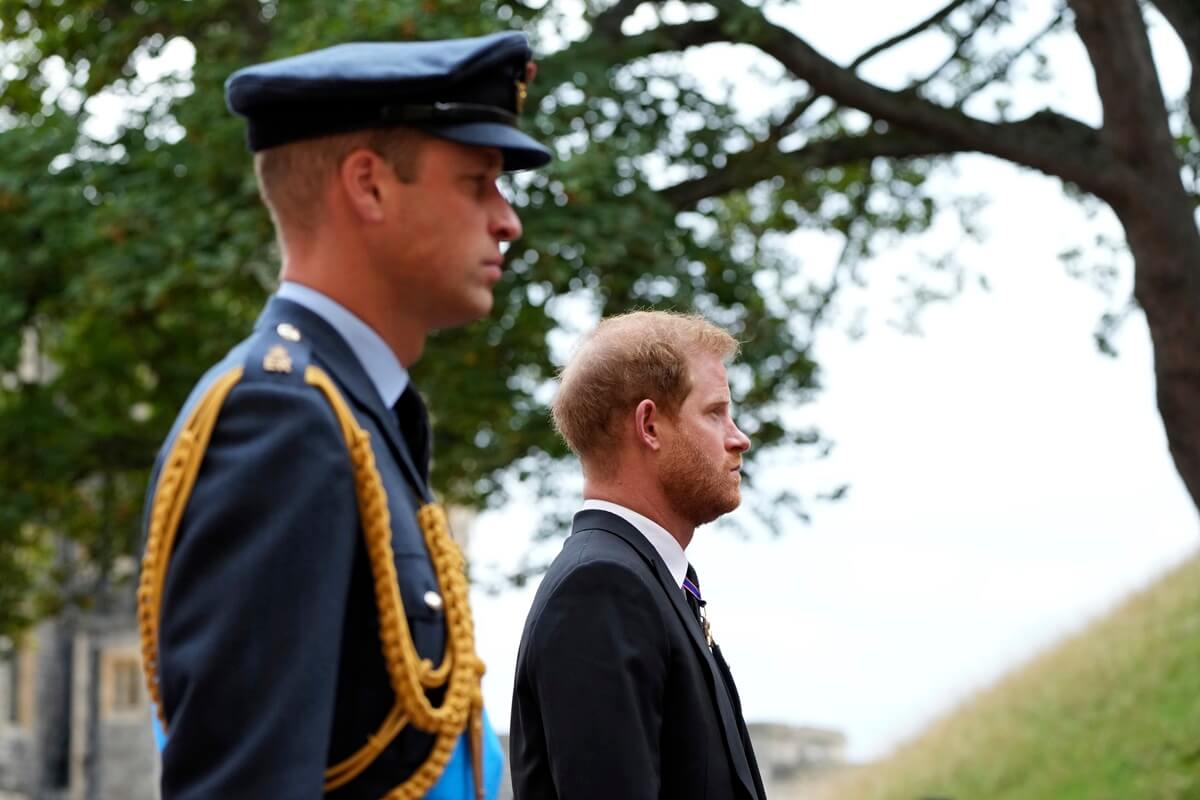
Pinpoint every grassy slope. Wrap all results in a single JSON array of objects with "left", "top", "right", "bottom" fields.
[{"left": 816, "top": 551, "right": 1200, "bottom": 800}]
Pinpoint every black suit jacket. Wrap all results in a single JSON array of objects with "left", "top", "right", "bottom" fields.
[
  {"left": 510, "top": 509, "right": 766, "bottom": 800},
  {"left": 146, "top": 297, "right": 444, "bottom": 798}
]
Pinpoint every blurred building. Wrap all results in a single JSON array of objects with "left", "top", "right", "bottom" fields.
[
  {"left": 0, "top": 606, "right": 158, "bottom": 800},
  {"left": 749, "top": 722, "right": 848, "bottom": 798}
]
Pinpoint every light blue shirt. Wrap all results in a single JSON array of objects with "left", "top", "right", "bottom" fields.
[{"left": 276, "top": 281, "right": 409, "bottom": 408}]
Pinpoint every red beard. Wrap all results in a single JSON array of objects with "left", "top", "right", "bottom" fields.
[{"left": 658, "top": 431, "right": 742, "bottom": 528}]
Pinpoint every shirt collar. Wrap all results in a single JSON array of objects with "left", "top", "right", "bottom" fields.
[
  {"left": 580, "top": 499, "right": 689, "bottom": 589},
  {"left": 276, "top": 281, "right": 408, "bottom": 408}
]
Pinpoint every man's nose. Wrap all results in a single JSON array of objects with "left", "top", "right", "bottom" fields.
[
  {"left": 490, "top": 194, "right": 522, "bottom": 242},
  {"left": 728, "top": 421, "right": 751, "bottom": 453}
]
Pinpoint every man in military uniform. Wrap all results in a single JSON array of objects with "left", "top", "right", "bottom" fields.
[{"left": 137, "top": 32, "right": 550, "bottom": 799}]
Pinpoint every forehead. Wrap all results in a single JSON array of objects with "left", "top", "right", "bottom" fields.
[{"left": 685, "top": 351, "right": 731, "bottom": 399}]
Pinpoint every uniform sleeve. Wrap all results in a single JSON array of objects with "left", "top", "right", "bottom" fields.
[
  {"left": 154, "top": 378, "right": 358, "bottom": 799},
  {"left": 524, "top": 558, "right": 669, "bottom": 800}
]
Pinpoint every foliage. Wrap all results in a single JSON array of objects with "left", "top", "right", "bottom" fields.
[
  {"left": 4, "top": 0, "right": 1198, "bottom": 637},
  {"left": 816, "top": 553, "right": 1200, "bottom": 799},
  {"left": 0, "top": 0, "right": 852, "bottom": 636}
]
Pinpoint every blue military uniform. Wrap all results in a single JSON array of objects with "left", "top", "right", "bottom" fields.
[{"left": 140, "top": 32, "right": 549, "bottom": 799}]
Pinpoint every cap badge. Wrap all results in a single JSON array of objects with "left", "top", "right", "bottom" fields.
[
  {"left": 516, "top": 61, "right": 537, "bottom": 116},
  {"left": 515, "top": 80, "right": 528, "bottom": 115},
  {"left": 276, "top": 323, "right": 301, "bottom": 342},
  {"left": 263, "top": 345, "right": 293, "bottom": 374}
]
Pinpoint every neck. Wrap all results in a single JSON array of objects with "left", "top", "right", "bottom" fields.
[
  {"left": 583, "top": 475, "right": 695, "bottom": 550},
  {"left": 280, "top": 234, "right": 427, "bottom": 367}
]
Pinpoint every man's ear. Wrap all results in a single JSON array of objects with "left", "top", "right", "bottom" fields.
[
  {"left": 338, "top": 148, "right": 388, "bottom": 223},
  {"left": 634, "top": 399, "right": 661, "bottom": 452}
]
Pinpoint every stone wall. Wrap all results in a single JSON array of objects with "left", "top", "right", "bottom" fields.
[
  {"left": 0, "top": 616, "right": 159, "bottom": 800},
  {"left": 92, "top": 718, "right": 157, "bottom": 800},
  {"left": 0, "top": 727, "right": 32, "bottom": 796},
  {"left": 78, "top": 627, "right": 158, "bottom": 800}
]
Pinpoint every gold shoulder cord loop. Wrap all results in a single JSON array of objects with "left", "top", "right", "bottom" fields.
[{"left": 137, "top": 365, "right": 487, "bottom": 800}]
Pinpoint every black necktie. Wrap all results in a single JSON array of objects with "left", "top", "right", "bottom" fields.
[
  {"left": 683, "top": 564, "right": 712, "bottom": 646},
  {"left": 393, "top": 383, "right": 431, "bottom": 485}
]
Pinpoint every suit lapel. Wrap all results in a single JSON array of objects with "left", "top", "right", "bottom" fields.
[
  {"left": 254, "top": 297, "right": 432, "bottom": 503},
  {"left": 711, "top": 644, "right": 767, "bottom": 800},
  {"left": 571, "top": 510, "right": 760, "bottom": 800}
]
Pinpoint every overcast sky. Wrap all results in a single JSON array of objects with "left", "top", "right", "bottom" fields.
[{"left": 468, "top": 0, "right": 1200, "bottom": 762}]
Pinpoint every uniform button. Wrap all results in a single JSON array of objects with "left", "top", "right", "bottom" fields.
[
  {"left": 276, "top": 323, "right": 301, "bottom": 342},
  {"left": 423, "top": 590, "right": 443, "bottom": 610}
]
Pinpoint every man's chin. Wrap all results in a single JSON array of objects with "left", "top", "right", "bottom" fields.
[
  {"left": 430, "top": 296, "right": 494, "bottom": 330},
  {"left": 691, "top": 495, "right": 741, "bottom": 528},
  {"left": 724, "top": 493, "right": 742, "bottom": 516},
  {"left": 721, "top": 483, "right": 742, "bottom": 510}
]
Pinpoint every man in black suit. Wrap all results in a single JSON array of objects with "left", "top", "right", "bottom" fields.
[
  {"left": 137, "top": 33, "right": 550, "bottom": 798},
  {"left": 510, "top": 311, "right": 767, "bottom": 800}
]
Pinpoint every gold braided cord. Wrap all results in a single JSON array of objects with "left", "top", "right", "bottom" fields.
[
  {"left": 138, "top": 367, "right": 245, "bottom": 729},
  {"left": 306, "top": 366, "right": 486, "bottom": 799},
  {"left": 135, "top": 363, "right": 486, "bottom": 800},
  {"left": 323, "top": 703, "right": 408, "bottom": 790}
]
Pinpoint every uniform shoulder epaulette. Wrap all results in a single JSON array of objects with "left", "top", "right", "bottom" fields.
[{"left": 241, "top": 322, "right": 313, "bottom": 385}]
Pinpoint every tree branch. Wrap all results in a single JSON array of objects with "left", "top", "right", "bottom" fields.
[
  {"left": 798, "top": 0, "right": 996, "bottom": 137},
  {"left": 808, "top": 0, "right": 1005, "bottom": 134},
  {"left": 679, "top": 0, "right": 1132, "bottom": 199},
  {"left": 545, "top": 0, "right": 1133, "bottom": 199},
  {"left": 672, "top": 2, "right": 995, "bottom": 208},
  {"left": 851, "top": 0, "right": 974, "bottom": 70},
  {"left": 954, "top": 8, "right": 1066, "bottom": 105},
  {"left": 538, "top": 18, "right": 724, "bottom": 75},
  {"left": 591, "top": 0, "right": 652, "bottom": 38},
  {"left": 912, "top": 0, "right": 1004, "bottom": 91},
  {"left": 1068, "top": 0, "right": 1179, "bottom": 180},
  {"left": 660, "top": 129, "right": 960, "bottom": 210},
  {"left": 1148, "top": 0, "right": 1200, "bottom": 130}
]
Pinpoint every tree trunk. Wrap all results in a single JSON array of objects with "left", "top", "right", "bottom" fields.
[
  {"left": 1117, "top": 193, "right": 1200, "bottom": 508},
  {"left": 1068, "top": 0, "right": 1200, "bottom": 513}
]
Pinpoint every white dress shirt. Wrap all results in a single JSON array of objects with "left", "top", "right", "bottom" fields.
[
  {"left": 276, "top": 281, "right": 409, "bottom": 408},
  {"left": 580, "top": 499, "right": 689, "bottom": 589}
]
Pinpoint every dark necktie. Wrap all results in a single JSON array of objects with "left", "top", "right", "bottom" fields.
[
  {"left": 683, "top": 564, "right": 712, "bottom": 647},
  {"left": 393, "top": 383, "right": 431, "bottom": 485}
]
